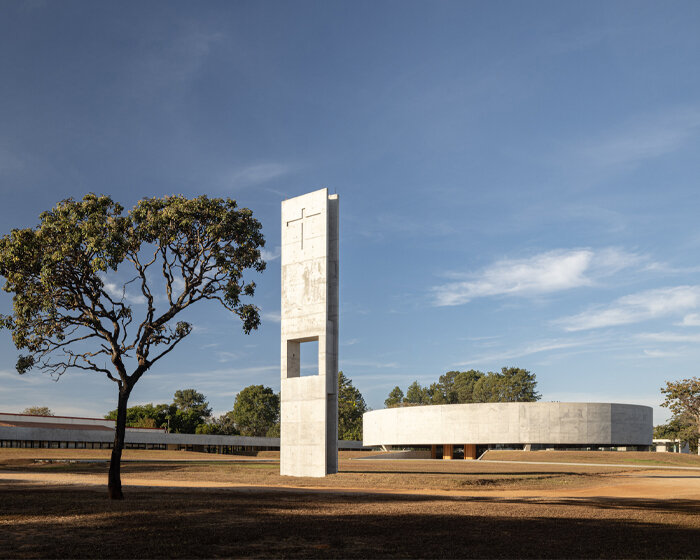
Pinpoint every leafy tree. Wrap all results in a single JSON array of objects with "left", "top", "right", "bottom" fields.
[
  {"left": 392, "top": 371, "right": 485, "bottom": 405},
  {"left": 232, "top": 385, "right": 279, "bottom": 437},
  {"left": 426, "top": 381, "right": 448, "bottom": 404},
  {"left": 168, "top": 408, "right": 210, "bottom": 434},
  {"left": 654, "top": 417, "right": 689, "bottom": 439},
  {"left": 661, "top": 377, "right": 700, "bottom": 453},
  {"left": 384, "top": 386, "right": 404, "bottom": 408},
  {"left": 266, "top": 422, "right": 280, "bottom": 438},
  {"left": 194, "top": 412, "right": 240, "bottom": 435},
  {"left": 131, "top": 416, "right": 157, "bottom": 429},
  {"left": 437, "top": 371, "right": 460, "bottom": 403},
  {"left": 654, "top": 416, "right": 699, "bottom": 453},
  {"left": 387, "top": 367, "right": 541, "bottom": 408},
  {"left": 471, "top": 367, "right": 540, "bottom": 403},
  {"left": 105, "top": 403, "right": 170, "bottom": 430},
  {"left": 451, "top": 370, "right": 484, "bottom": 403},
  {"left": 404, "top": 381, "right": 424, "bottom": 404},
  {"left": 170, "top": 389, "right": 212, "bottom": 433},
  {"left": 105, "top": 390, "right": 213, "bottom": 434},
  {"left": 195, "top": 411, "right": 239, "bottom": 435},
  {"left": 498, "top": 367, "right": 541, "bottom": 402},
  {"left": 194, "top": 422, "right": 220, "bottom": 435},
  {"left": 173, "top": 389, "right": 212, "bottom": 417},
  {"left": 0, "top": 194, "right": 265, "bottom": 499},
  {"left": 338, "top": 371, "right": 367, "bottom": 440},
  {"left": 22, "top": 406, "right": 54, "bottom": 416},
  {"left": 472, "top": 372, "right": 503, "bottom": 402},
  {"left": 216, "top": 411, "right": 239, "bottom": 436}
]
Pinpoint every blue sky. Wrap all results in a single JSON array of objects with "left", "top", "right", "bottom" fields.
[{"left": 1, "top": 1, "right": 700, "bottom": 424}]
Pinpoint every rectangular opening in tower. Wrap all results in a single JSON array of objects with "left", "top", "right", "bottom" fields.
[
  {"left": 300, "top": 339, "right": 319, "bottom": 376},
  {"left": 285, "top": 336, "right": 320, "bottom": 378}
]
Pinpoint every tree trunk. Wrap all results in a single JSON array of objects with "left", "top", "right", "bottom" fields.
[{"left": 108, "top": 386, "right": 131, "bottom": 500}]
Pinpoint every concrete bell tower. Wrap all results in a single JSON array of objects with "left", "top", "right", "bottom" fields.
[{"left": 280, "top": 188, "right": 339, "bottom": 477}]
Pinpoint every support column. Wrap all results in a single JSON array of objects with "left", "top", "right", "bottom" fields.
[
  {"left": 430, "top": 445, "right": 437, "bottom": 459},
  {"left": 443, "top": 444, "right": 454, "bottom": 460},
  {"left": 464, "top": 444, "right": 477, "bottom": 460}
]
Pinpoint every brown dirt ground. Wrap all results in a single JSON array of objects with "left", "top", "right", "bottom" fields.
[{"left": 1, "top": 449, "right": 699, "bottom": 558}]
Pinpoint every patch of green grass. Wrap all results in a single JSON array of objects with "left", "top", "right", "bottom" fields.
[
  {"left": 620, "top": 458, "right": 673, "bottom": 466},
  {"left": 229, "top": 463, "right": 278, "bottom": 470}
]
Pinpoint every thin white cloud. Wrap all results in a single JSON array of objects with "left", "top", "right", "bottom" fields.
[
  {"left": 0, "top": 369, "right": 44, "bottom": 385},
  {"left": 172, "top": 277, "right": 186, "bottom": 293},
  {"left": 678, "top": 313, "right": 700, "bottom": 327},
  {"left": 262, "top": 311, "right": 281, "bottom": 323},
  {"left": 185, "top": 365, "right": 279, "bottom": 379},
  {"left": 455, "top": 337, "right": 591, "bottom": 366},
  {"left": 637, "top": 331, "right": 700, "bottom": 343},
  {"left": 557, "top": 286, "right": 700, "bottom": 332},
  {"left": 579, "top": 106, "right": 700, "bottom": 168},
  {"left": 215, "top": 351, "right": 238, "bottom": 363},
  {"left": 339, "top": 359, "right": 400, "bottom": 369},
  {"left": 102, "top": 280, "right": 147, "bottom": 305},
  {"left": 463, "top": 335, "right": 501, "bottom": 342},
  {"left": 433, "top": 248, "right": 643, "bottom": 306},
  {"left": 261, "top": 247, "right": 281, "bottom": 261},
  {"left": 642, "top": 349, "right": 680, "bottom": 358},
  {"left": 228, "top": 163, "right": 294, "bottom": 188}
]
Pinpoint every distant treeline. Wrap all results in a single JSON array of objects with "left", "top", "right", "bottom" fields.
[
  {"left": 385, "top": 367, "right": 541, "bottom": 408},
  {"left": 103, "top": 372, "right": 367, "bottom": 440}
]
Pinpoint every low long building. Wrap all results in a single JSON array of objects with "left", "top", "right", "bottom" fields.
[
  {"left": 363, "top": 402, "right": 652, "bottom": 459},
  {"left": 0, "top": 412, "right": 366, "bottom": 453}
]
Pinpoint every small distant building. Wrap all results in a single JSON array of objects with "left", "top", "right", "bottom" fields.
[
  {"left": 363, "top": 402, "right": 653, "bottom": 459},
  {"left": 653, "top": 438, "right": 691, "bottom": 454}
]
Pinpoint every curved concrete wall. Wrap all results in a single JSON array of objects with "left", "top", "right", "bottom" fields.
[{"left": 363, "top": 402, "right": 652, "bottom": 446}]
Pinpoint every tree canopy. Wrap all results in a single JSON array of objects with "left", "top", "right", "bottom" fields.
[
  {"left": 105, "top": 389, "right": 213, "bottom": 434},
  {"left": 22, "top": 406, "right": 54, "bottom": 416},
  {"left": 385, "top": 367, "right": 540, "bottom": 407},
  {"left": 384, "top": 386, "right": 404, "bottom": 408},
  {"left": 232, "top": 385, "right": 280, "bottom": 437},
  {"left": 338, "top": 371, "right": 367, "bottom": 440},
  {"left": 404, "top": 380, "right": 426, "bottom": 404},
  {"left": 660, "top": 376, "right": 700, "bottom": 453},
  {"left": 0, "top": 194, "right": 265, "bottom": 498},
  {"left": 214, "top": 374, "right": 367, "bottom": 440}
]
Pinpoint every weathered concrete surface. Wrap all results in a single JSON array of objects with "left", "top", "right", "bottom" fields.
[
  {"left": 280, "top": 189, "right": 339, "bottom": 477},
  {"left": 363, "top": 403, "right": 652, "bottom": 447}
]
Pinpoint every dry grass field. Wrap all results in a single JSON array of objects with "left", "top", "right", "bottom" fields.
[
  {"left": 484, "top": 449, "right": 700, "bottom": 467},
  {"left": 1, "top": 448, "right": 699, "bottom": 558}
]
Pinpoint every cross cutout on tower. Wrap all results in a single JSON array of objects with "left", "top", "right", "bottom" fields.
[{"left": 286, "top": 207, "right": 321, "bottom": 250}]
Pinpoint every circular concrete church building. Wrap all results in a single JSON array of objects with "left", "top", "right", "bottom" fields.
[{"left": 362, "top": 402, "right": 652, "bottom": 459}]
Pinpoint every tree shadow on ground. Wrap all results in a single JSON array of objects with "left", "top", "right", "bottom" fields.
[{"left": 1, "top": 484, "right": 699, "bottom": 558}]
